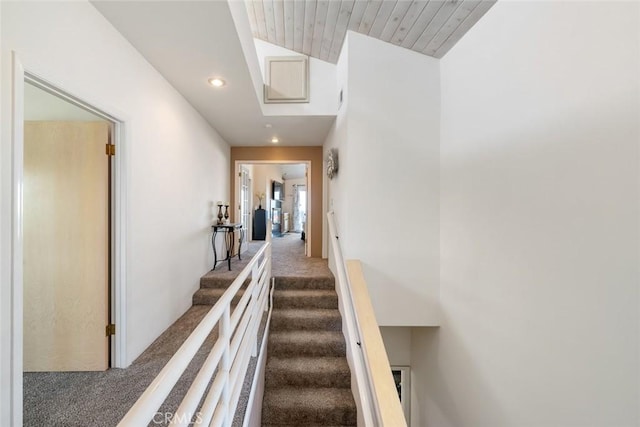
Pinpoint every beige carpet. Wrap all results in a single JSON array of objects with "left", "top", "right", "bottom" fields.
[
  {"left": 23, "top": 233, "right": 333, "bottom": 427},
  {"left": 262, "top": 274, "right": 356, "bottom": 426},
  {"left": 205, "top": 232, "right": 331, "bottom": 279}
]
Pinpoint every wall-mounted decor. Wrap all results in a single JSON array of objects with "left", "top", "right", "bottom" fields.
[{"left": 327, "top": 148, "right": 339, "bottom": 179}]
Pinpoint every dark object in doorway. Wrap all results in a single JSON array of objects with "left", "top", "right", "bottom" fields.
[
  {"left": 253, "top": 208, "right": 267, "bottom": 240},
  {"left": 301, "top": 231, "right": 306, "bottom": 241}
]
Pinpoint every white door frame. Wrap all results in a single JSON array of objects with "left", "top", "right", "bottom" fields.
[
  {"left": 237, "top": 166, "right": 252, "bottom": 246},
  {"left": 234, "top": 160, "right": 312, "bottom": 257},
  {"left": 5, "top": 53, "right": 129, "bottom": 425}
]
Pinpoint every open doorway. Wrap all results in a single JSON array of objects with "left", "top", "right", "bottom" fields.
[
  {"left": 236, "top": 162, "right": 310, "bottom": 256},
  {"left": 22, "top": 80, "right": 115, "bottom": 372},
  {"left": 293, "top": 183, "right": 308, "bottom": 237}
]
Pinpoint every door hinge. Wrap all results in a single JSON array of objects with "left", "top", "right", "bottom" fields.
[
  {"left": 106, "top": 324, "right": 116, "bottom": 336},
  {"left": 105, "top": 143, "right": 115, "bottom": 156}
]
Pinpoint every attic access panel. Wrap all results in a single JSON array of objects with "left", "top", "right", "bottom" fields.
[{"left": 264, "top": 56, "right": 309, "bottom": 103}]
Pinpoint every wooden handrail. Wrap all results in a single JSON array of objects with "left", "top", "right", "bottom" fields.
[
  {"left": 346, "top": 260, "right": 407, "bottom": 427},
  {"left": 327, "top": 211, "right": 407, "bottom": 427}
]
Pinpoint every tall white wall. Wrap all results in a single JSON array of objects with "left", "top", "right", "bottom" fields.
[
  {"left": 326, "top": 32, "right": 440, "bottom": 326},
  {"left": 412, "top": 2, "right": 640, "bottom": 426},
  {"left": 324, "top": 36, "right": 349, "bottom": 269},
  {"left": 0, "top": 2, "right": 230, "bottom": 407}
]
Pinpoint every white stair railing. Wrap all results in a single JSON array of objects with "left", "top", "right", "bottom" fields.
[
  {"left": 327, "top": 211, "right": 407, "bottom": 427},
  {"left": 118, "top": 236, "right": 272, "bottom": 427}
]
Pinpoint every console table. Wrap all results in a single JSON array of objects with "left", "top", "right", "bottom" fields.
[{"left": 211, "top": 223, "right": 244, "bottom": 271}]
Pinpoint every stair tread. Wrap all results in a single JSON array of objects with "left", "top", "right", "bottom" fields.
[
  {"left": 263, "top": 387, "right": 357, "bottom": 425},
  {"left": 199, "top": 276, "right": 250, "bottom": 289},
  {"left": 192, "top": 287, "right": 245, "bottom": 306},
  {"left": 275, "top": 276, "right": 335, "bottom": 290},
  {"left": 263, "top": 387, "right": 356, "bottom": 411},
  {"left": 269, "top": 330, "right": 344, "bottom": 342},
  {"left": 268, "top": 330, "right": 346, "bottom": 357},
  {"left": 273, "top": 289, "right": 338, "bottom": 309},
  {"left": 265, "top": 356, "right": 351, "bottom": 388},
  {"left": 267, "top": 356, "right": 350, "bottom": 375},
  {"left": 270, "top": 309, "right": 342, "bottom": 331},
  {"left": 276, "top": 289, "right": 337, "bottom": 297},
  {"left": 271, "top": 308, "right": 341, "bottom": 319},
  {"left": 194, "top": 288, "right": 245, "bottom": 296}
]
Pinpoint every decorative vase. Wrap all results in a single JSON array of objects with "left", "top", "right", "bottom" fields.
[
  {"left": 224, "top": 205, "right": 229, "bottom": 224},
  {"left": 216, "top": 204, "right": 223, "bottom": 225},
  {"left": 258, "top": 204, "right": 262, "bottom": 210}
]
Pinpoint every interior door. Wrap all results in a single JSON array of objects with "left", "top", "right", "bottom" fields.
[
  {"left": 23, "top": 121, "right": 110, "bottom": 372},
  {"left": 239, "top": 167, "right": 251, "bottom": 246}
]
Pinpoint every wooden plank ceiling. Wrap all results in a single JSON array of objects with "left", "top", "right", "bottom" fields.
[{"left": 245, "top": 0, "right": 496, "bottom": 63}]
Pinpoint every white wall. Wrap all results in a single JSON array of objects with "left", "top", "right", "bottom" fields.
[
  {"left": 409, "top": 327, "right": 434, "bottom": 427},
  {"left": 325, "top": 32, "right": 440, "bottom": 326},
  {"left": 379, "top": 326, "right": 412, "bottom": 366},
  {"left": 0, "top": 5, "right": 230, "bottom": 422},
  {"left": 324, "top": 35, "right": 349, "bottom": 270},
  {"left": 412, "top": 2, "right": 640, "bottom": 427}
]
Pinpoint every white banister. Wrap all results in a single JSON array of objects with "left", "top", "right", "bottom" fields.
[
  {"left": 118, "top": 238, "right": 272, "bottom": 427},
  {"left": 327, "top": 211, "right": 407, "bottom": 427}
]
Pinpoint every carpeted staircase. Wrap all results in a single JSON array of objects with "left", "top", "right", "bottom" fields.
[
  {"left": 193, "top": 260, "right": 357, "bottom": 426},
  {"left": 262, "top": 276, "right": 357, "bottom": 426}
]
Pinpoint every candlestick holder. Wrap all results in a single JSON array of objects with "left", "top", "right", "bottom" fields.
[{"left": 224, "top": 205, "right": 229, "bottom": 224}]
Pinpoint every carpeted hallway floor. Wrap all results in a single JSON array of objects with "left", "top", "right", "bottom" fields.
[{"left": 23, "top": 232, "right": 323, "bottom": 427}]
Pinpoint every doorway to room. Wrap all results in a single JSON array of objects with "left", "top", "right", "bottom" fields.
[
  {"left": 22, "top": 80, "right": 115, "bottom": 372},
  {"left": 236, "top": 162, "right": 310, "bottom": 256}
]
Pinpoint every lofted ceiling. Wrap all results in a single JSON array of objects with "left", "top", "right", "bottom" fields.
[
  {"left": 92, "top": 0, "right": 495, "bottom": 147},
  {"left": 244, "top": 0, "right": 496, "bottom": 63},
  {"left": 92, "top": 0, "right": 335, "bottom": 147}
]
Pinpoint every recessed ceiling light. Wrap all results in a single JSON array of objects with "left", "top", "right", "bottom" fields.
[
  {"left": 271, "top": 137, "right": 279, "bottom": 143},
  {"left": 208, "top": 77, "right": 226, "bottom": 88},
  {"left": 265, "top": 124, "right": 272, "bottom": 128}
]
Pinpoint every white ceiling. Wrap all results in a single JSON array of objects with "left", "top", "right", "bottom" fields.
[
  {"left": 245, "top": 0, "right": 496, "bottom": 63},
  {"left": 92, "top": 0, "right": 335, "bottom": 147}
]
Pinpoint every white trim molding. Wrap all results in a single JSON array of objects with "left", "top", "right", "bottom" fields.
[
  {"left": 10, "top": 50, "right": 25, "bottom": 427},
  {"left": 21, "top": 71, "right": 130, "bottom": 369}
]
